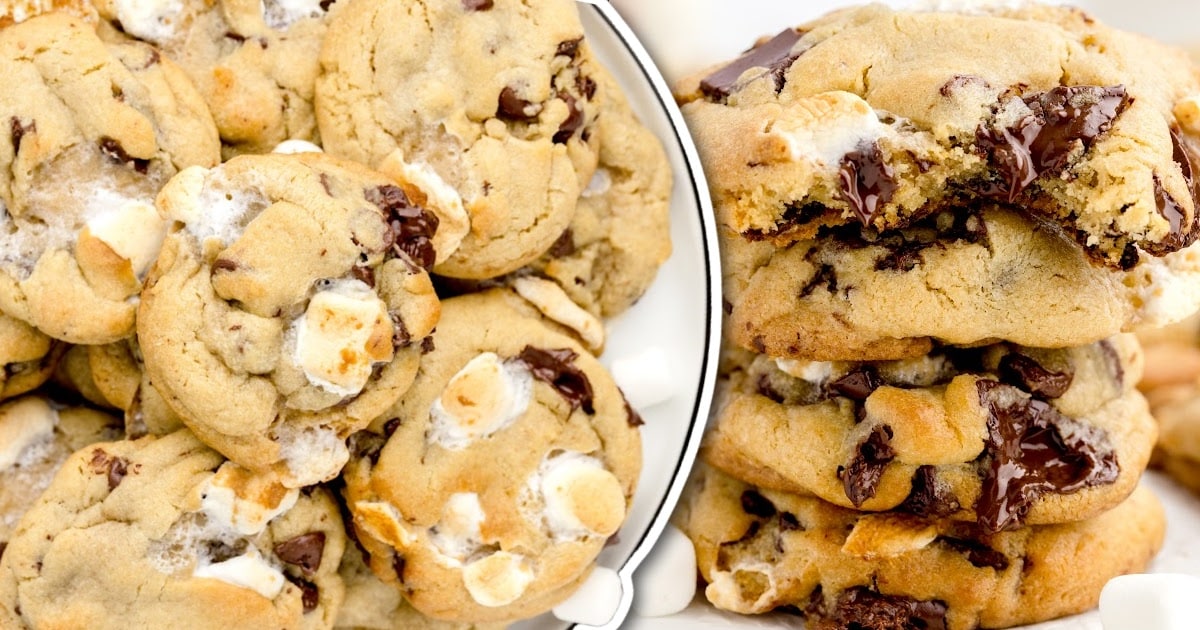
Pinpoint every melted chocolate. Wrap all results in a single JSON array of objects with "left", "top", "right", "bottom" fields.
[
  {"left": 98, "top": 137, "right": 150, "bottom": 174},
  {"left": 623, "top": 395, "right": 644, "bottom": 427},
  {"left": 497, "top": 86, "right": 541, "bottom": 122},
  {"left": 10, "top": 117, "right": 33, "bottom": 154},
  {"left": 838, "top": 141, "right": 898, "bottom": 226},
  {"left": 391, "top": 313, "right": 410, "bottom": 349},
  {"left": 827, "top": 368, "right": 881, "bottom": 401},
  {"left": 517, "top": 346, "right": 595, "bottom": 414},
  {"left": 998, "top": 353, "right": 1073, "bottom": 399},
  {"left": 1153, "top": 174, "right": 1192, "bottom": 252},
  {"left": 274, "top": 532, "right": 326, "bottom": 575},
  {"left": 556, "top": 37, "right": 582, "bottom": 59},
  {"left": 939, "top": 74, "right": 990, "bottom": 97},
  {"left": 740, "top": 490, "right": 777, "bottom": 518},
  {"left": 553, "top": 92, "right": 583, "bottom": 144},
  {"left": 840, "top": 425, "right": 895, "bottom": 507},
  {"left": 939, "top": 537, "right": 1010, "bottom": 571},
  {"left": 799, "top": 264, "right": 838, "bottom": 299},
  {"left": 364, "top": 185, "right": 439, "bottom": 270},
  {"left": 107, "top": 457, "right": 128, "bottom": 490},
  {"left": 548, "top": 228, "right": 576, "bottom": 257},
  {"left": 461, "top": 0, "right": 492, "bottom": 10},
  {"left": 814, "top": 587, "right": 948, "bottom": 630},
  {"left": 743, "top": 201, "right": 829, "bottom": 242},
  {"left": 699, "top": 29, "right": 804, "bottom": 100},
  {"left": 285, "top": 575, "right": 320, "bottom": 612},
  {"left": 975, "top": 380, "right": 1119, "bottom": 532},
  {"left": 897, "top": 465, "right": 961, "bottom": 518}
]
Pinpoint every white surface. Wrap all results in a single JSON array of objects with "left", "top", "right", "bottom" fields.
[
  {"left": 611, "top": 347, "right": 676, "bottom": 411},
  {"left": 611, "top": 0, "right": 1200, "bottom": 628},
  {"left": 1099, "top": 573, "right": 1200, "bottom": 630}
]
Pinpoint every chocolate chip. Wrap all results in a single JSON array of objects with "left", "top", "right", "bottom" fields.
[
  {"left": 319, "top": 172, "right": 334, "bottom": 196},
  {"left": 391, "top": 553, "right": 407, "bottom": 581},
  {"left": 391, "top": 313, "right": 411, "bottom": 349},
  {"left": 897, "top": 465, "right": 961, "bottom": 518},
  {"left": 699, "top": 28, "right": 804, "bottom": 100},
  {"left": 497, "top": 86, "right": 541, "bottom": 122},
  {"left": 461, "top": 0, "right": 492, "bottom": 9},
  {"left": 350, "top": 265, "right": 375, "bottom": 288},
  {"left": 939, "top": 74, "right": 990, "bottom": 97},
  {"left": 722, "top": 299, "right": 733, "bottom": 315},
  {"left": 274, "top": 532, "right": 326, "bottom": 575},
  {"left": 799, "top": 264, "right": 838, "bottom": 298},
  {"left": 838, "top": 141, "right": 897, "bottom": 226},
  {"left": 578, "top": 75, "right": 597, "bottom": 101},
  {"left": 285, "top": 574, "right": 320, "bottom": 612},
  {"left": 743, "top": 201, "right": 829, "bottom": 242},
  {"left": 98, "top": 137, "right": 150, "bottom": 174},
  {"left": 623, "top": 394, "right": 644, "bottom": 427},
  {"left": 938, "top": 537, "right": 1010, "bottom": 571},
  {"left": 827, "top": 368, "right": 881, "bottom": 401},
  {"left": 553, "top": 92, "right": 583, "bottom": 144},
  {"left": 9, "top": 117, "right": 33, "bottom": 154},
  {"left": 556, "top": 37, "right": 583, "bottom": 59},
  {"left": 107, "top": 457, "right": 128, "bottom": 490},
  {"left": 383, "top": 418, "right": 401, "bottom": 436},
  {"left": 224, "top": 31, "right": 246, "bottom": 43},
  {"left": 548, "top": 228, "right": 575, "bottom": 257},
  {"left": 348, "top": 431, "right": 387, "bottom": 464},
  {"left": 756, "top": 373, "right": 786, "bottom": 404},
  {"left": 998, "top": 353, "right": 1073, "bottom": 399},
  {"left": 364, "top": 185, "right": 439, "bottom": 270},
  {"left": 1097, "top": 339, "right": 1124, "bottom": 388},
  {"left": 778, "top": 512, "right": 802, "bottom": 531},
  {"left": 975, "top": 85, "right": 1129, "bottom": 202},
  {"left": 420, "top": 336, "right": 436, "bottom": 354},
  {"left": 839, "top": 425, "right": 895, "bottom": 507},
  {"left": 740, "top": 490, "right": 777, "bottom": 518},
  {"left": 1152, "top": 174, "right": 1196, "bottom": 253},
  {"left": 816, "top": 587, "right": 949, "bottom": 630},
  {"left": 975, "top": 380, "right": 1119, "bottom": 532},
  {"left": 517, "top": 346, "right": 595, "bottom": 414},
  {"left": 212, "top": 258, "right": 239, "bottom": 273},
  {"left": 318, "top": 0, "right": 335, "bottom": 9},
  {"left": 0, "top": 542, "right": 5, "bottom": 561},
  {"left": 873, "top": 241, "right": 925, "bottom": 272}
]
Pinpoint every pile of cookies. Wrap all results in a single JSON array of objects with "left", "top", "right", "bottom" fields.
[
  {"left": 0, "top": 0, "right": 671, "bottom": 627},
  {"left": 1138, "top": 314, "right": 1200, "bottom": 494},
  {"left": 674, "top": 4, "right": 1200, "bottom": 629}
]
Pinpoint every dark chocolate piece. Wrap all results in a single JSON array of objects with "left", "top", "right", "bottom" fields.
[
  {"left": 998, "top": 353, "right": 1073, "bottom": 399},
  {"left": 497, "top": 86, "right": 541, "bottom": 122},
  {"left": 98, "top": 137, "right": 151, "bottom": 174},
  {"left": 838, "top": 141, "right": 897, "bottom": 226},
  {"left": 556, "top": 37, "right": 582, "bottom": 59},
  {"left": 391, "top": 553, "right": 407, "bottom": 581},
  {"left": 383, "top": 418, "right": 401, "bottom": 437},
  {"left": 740, "top": 490, "right": 777, "bottom": 519},
  {"left": 0, "top": 542, "right": 6, "bottom": 562},
  {"left": 516, "top": 346, "right": 595, "bottom": 414},
  {"left": 348, "top": 431, "right": 387, "bottom": 464},
  {"left": 274, "top": 532, "right": 326, "bottom": 575},
  {"left": 840, "top": 425, "right": 895, "bottom": 507},
  {"left": 939, "top": 537, "right": 1010, "bottom": 571},
  {"left": 212, "top": 258, "right": 239, "bottom": 273},
  {"left": 107, "top": 457, "right": 128, "bottom": 490},
  {"left": 461, "top": 0, "right": 492, "bottom": 10},
  {"left": 799, "top": 264, "right": 838, "bottom": 298},
  {"left": 897, "top": 465, "right": 961, "bottom": 518},
  {"left": 778, "top": 512, "right": 802, "bottom": 531},
  {"left": 553, "top": 92, "right": 583, "bottom": 144},
  {"left": 420, "top": 336, "right": 436, "bottom": 354},
  {"left": 699, "top": 29, "right": 804, "bottom": 100},
  {"left": 350, "top": 265, "right": 375, "bottom": 288},
  {"left": 391, "top": 313, "right": 411, "bottom": 349},
  {"left": 364, "top": 185, "right": 439, "bottom": 270},
  {"left": 548, "top": 228, "right": 576, "bottom": 257},
  {"left": 9, "top": 117, "right": 32, "bottom": 155},
  {"left": 622, "top": 394, "right": 644, "bottom": 427},
  {"left": 939, "top": 74, "right": 990, "bottom": 97},
  {"left": 285, "top": 575, "right": 320, "bottom": 612},
  {"left": 814, "top": 587, "right": 948, "bottom": 630},
  {"left": 827, "top": 368, "right": 881, "bottom": 401}
]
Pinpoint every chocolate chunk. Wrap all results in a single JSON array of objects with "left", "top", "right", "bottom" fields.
[
  {"left": 743, "top": 201, "right": 829, "bottom": 242},
  {"left": 383, "top": 418, "right": 401, "bottom": 437},
  {"left": 1097, "top": 339, "right": 1124, "bottom": 388},
  {"left": 9, "top": 117, "right": 33, "bottom": 154},
  {"left": 998, "top": 353, "right": 1073, "bottom": 399},
  {"left": 98, "top": 137, "right": 150, "bottom": 174},
  {"left": 938, "top": 537, "right": 1010, "bottom": 571},
  {"left": 814, "top": 587, "right": 948, "bottom": 630},
  {"left": 838, "top": 141, "right": 897, "bottom": 226},
  {"left": 623, "top": 395, "right": 644, "bottom": 427},
  {"left": 756, "top": 373, "right": 786, "bottom": 404},
  {"left": 461, "top": 0, "right": 492, "bottom": 10},
  {"left": 827, "top": 368, "right": 881, "bottom": 401},
  {"left": 553, "top": 92, "right": 583, "bottom": 144},
  {"left": 318, "top": 0, "right": 335, "bottom": 9},
  {"left": 391, "top": 553, "right": 407, "bottom": 581},
  {"left": 578, "top": 74, "right": 597, "bottom": 101},
  {"left": 391, "top": 313, "right": 411, "bottom": 349},
  {"left": 873, "top": 241, "right": 925, "bottom": 272},
  {"left": 107, "top": 457, "right": 128, "bottom": 490},
  {"left": 350, "top": 264, "right": 375, "bottom": 288},
  {"left": 939, "top": 74, "right": 990, "bottom": 97},
  {"left": 976, "top": 85, "right": 1129, "bottom": 202},
  {"left": 224, "top": 31, "right": 246, "bottom": 43},
  {"left": 975, "top": 380, "right": 1119, "bottom": 532},
  {"left": 285, "top": 575, "right": 320, "bottom": 612},
  {"left": 497, "top": 86, "right": 541, "bottom": 122},
  {"left": 1152, "top": 175, "right": 1197, "bottom": 253},
  {"left": 348, "top": 430, "right": 387, "bottom": 464},
  {"left": 840, "top": 425, "right": 895, "bottom": 507},
  {"left": 799, "top": 264, "right": 838, "bottom": 298},
  {"left": 897, "top": 466, "right": 961, "bottom": 518},
  {"left": 274, "top": 532, "right": 326, "bottom": 575},
  {"left": 548, "top": 228, "right": 576, "bottom": 257},
  {"left": 722, "top": 299, "right": 734, "bottom": 315},
  {"left": 212, "top": 258, "right": 239, "bottom": 273},
  {"left": 778, "top": 512, "right": 802, "bottom": 531},
  {"left": 364, "top": 185, "right": 439, "bottom": 270},
  {"left": 740, "top": 490, "right": 777, "bottom": 519},
  {"left": 517, "top": 346, "right": 595, "bottom": 414},
  {"left": 556, "top": 37, "right": 583, "bottom": 59},
  {"left": 699, "top": 28, "right": 804, "bottom": 100},
  {"left": 420, "top": 336, "right": 436, "bottom": 354},
  {"left": 0, "top": 542, "right": 5, "bottom": 562}
]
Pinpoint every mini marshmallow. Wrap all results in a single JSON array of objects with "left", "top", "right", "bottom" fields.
[
  {"left": 610, "top": 346, "right": 675, "bottom": 411},
  {"left": 514, "top": 277, "right": 605, "bottom": 351},
  {"left": 537, "top": 452, "right": 626, "bottom": 539},
  {"left": 273, "top": 423, "right": 349, "bottom": 487},
  {"left": 774, "top": 358, "right": 836, "bottom": 384},
  {"left": 292, "top": 279, "right": 394, "bottom": 397},
  {"left": 271, "top": 139, "right": 324, "bottom": 155},
  {"left": 1099, "top": 573, "right": 1200, "bottom": 630},
  {"left": 774, "top": 92, "right": 887, "bottom": 168},
  {"left": 552, "top": 565, "right": 622, "bottom": 626},
  {"left": 0, "top": 396, "right": 57, "bottom": 470},
  {"left": 428, "top": 352, "right": 532, "bottom": 450},
  {"left": 632, "top": 524, "right": 697, "bottom": 617},
  {"left": 376, "top": 150, "right": 470, "bottom": 264},
  {"left": 430, "top": 493, "right": 485, "bottom": 563},
  {"left": 193, "top": 547, "right": 286, "bottom": 600},
  {"left": 461, "top": 551, "right": 534, "bottom": 608},
  {"left": 85, "top": 198, "right": 168, "bottom": 277},
  {"left": 199, "top": 463, "right": 299, "bottom": 536},
  {"left": 581, "top": 169, "right": 612, "bottom": 198},
  {"left": 112, "top": 0, "right": 183, "bottom": 44},
  {"left": 262, "top": 0, "right": 324, "bottom": 30}
]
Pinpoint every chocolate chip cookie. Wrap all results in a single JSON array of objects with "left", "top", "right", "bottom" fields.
[
  {"left": 341, "top": 290, "right": 641, "bottom": 623},
  {"left": 0, "top": 313, "right": 58, "bottom": 402},
  {"left": 53, "top": 338, "right": 184, "bottom": 437},
  {"left": 1138, "top": 314, "right": 1200, "bottom": 493},
  {"left": 678, "top": 464, "right": 1165, "bottom": 630},
  {"left": 138, "top": 152, "right": 440, "bottom": 487},
  {"left": 677, "top": 4, "right": 1200, "bottom": 268},
  {"left": 0, "top": 13, "right": 220, "bottom": 345},
  {"left": 704, "top": 335, "right": 1155, "bottom": 532}
]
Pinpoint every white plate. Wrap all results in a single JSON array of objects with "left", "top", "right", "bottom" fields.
[{"left": 609, "top": 0, "right": 1200, "bottom": 628}]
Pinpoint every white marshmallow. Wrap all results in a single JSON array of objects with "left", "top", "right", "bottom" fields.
[
  {"left": 536, "top": 452, "right": 626, "bottom": 539},
  {"left": 513, "top": 277, "right": 606, "bottom": 352},
  {"left": 552, "top": 565, "right": 623, "bottom": 626},
  {"left": 271, "top": 139, "right": 324, "bottom": 155},
  {"left": 262, "top": 0, "right": 324, "bottom": 29},
  {"left": 0, "top": 396, "right": 57, "bottom": 470},
  {"left": 113, "top": 0, "right": 183, "bottom": 44},
  {"left": 292, "top": 279, "right": 393, "bottom": 397},
  {"left": 582, "top": 169, "right": 613, "bottom": 198},
  {"left": 430, "top": 493, "right": 485, "bottom": 563},
  {"left": 85, "top": 198, "right": 168, "bottom": 277},
  {"left": 199, "top": 463, "right": 299, "bottom": 536},
  {"left": 461, "top": 551, "right": 534, "bottom": 608},
  {"left": 775, "top": 92, "right": 887, "bottom": 168},
  {"left": 428, "top": 352, "right": 532, "bottom": 450},
  {"left": 193, "top": 547, "right": 286, "bottom": 600},
  {"left": 1100, "top": 573, "right": 1200, "bottom": 630},
  {"left": 774, "top": 358, "right": 835, "bottom": 384},
  {"left": 706, "top": 561, "right": 778, "bottom": 614},
  {"left": 610, "top": 346, "right": 674, "bottom": 411},
  {"left": 273, "top": 423, "right": 349, "bottom": 487},
  {"left": 631, "top": 524, "right": 697, "bottom": 617},
  {"left": 376, "top": 152, "right": 470, "bottom": 265}
]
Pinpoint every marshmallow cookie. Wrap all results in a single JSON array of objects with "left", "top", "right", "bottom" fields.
[
  {"left": 0, "top": 13, "right": 220, "bottom": 345},
  {"left": 678, "top": 464, "right": 1165, "bottom": 630},
  {"left": 0, "top": 430, "right": 346, "bottom": 629},
  {"left": 138, "top": 152, "right": 440, "bottom": 487},
  {"left": 677, "top": 4, "right": 1200, "bottom": 269},
  {"left": 342, "top": 290, "right": 641, "bottom": 623},
  {"left": 0, "top": 313, "right": 58, "bottom": 401},
  {"left": 1138, "top": 314, "right": 1200, "bottom": 493},
  {"left": 316, "top": 0, "right": 603, "bottom": 279},
  {"left": 52, "top": 339, "right": 184, "bottom": 437},
  {"left": 92, "top": 0, "right": 333, "bottom": 156},
  {"left": 0, "top": 395, "right": 122, "bottom": 548},
  {"left": 705, "top": 335, "right": 1156, "bottom": 532},
  {"left": 0, "top": 0, "right": 96, "bottom": 27}
]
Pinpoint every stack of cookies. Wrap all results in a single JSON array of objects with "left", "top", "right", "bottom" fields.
[
  {"left": 0, "top": 0, "right": 672, "bottom": 627},
  {"left": 674, "top": 4, "right": 1200, "bottom": 628},
  {"left": 1137, "top": 314, "right": 1200, "bottom": 494}
]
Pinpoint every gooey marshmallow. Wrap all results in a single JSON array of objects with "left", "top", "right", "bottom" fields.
[
  {"left": 513, "top": 277, "right": 605, "bottom": 352},
  {"left": 199, "top": 462, "right": 299, "bottom": 536},
  {"left": 113, "top": 0, "right": 183, "bottom": 44},
  {"left": 534, "top": 452, "right": 626, "bottom": 540},
  {"left": 0, "top": 396, "right": 57, "bottom": 470},
  {"left": 430, "top": 493, "right": 486, "bottom": 563},
  {"left": 429, "top": 352, "right": 532, "bottom": 450},
  {"left": 377, "top": 150, "right": 470, "bottom": 265},
  {"left": 193, "top": 546, "right": 286, "bottom": 600},
  {"left": 774, "top": 358, "right": 836, "bottom": 384},
  {"left": 462, "top": 550, "right": 535, "bottom": 608},
  {"left": 84, "top": 198, "right": 168, "bottom": 278},
  {"left": 774, "top": 91, "right": 888, "bottom": 168},
  {"left": 293, "top": 279, "right": 394, "bottom": 397}
]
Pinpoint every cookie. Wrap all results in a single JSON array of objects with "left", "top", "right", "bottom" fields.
[
  {"left": 93, "top": 0, "right": 331, "bottom": 156},
  {"left": 1136, "top": 314, "right": 1200, "bottom": 493},
  {"left": 0, "top": 0, "right": 95, "bottom": 28},
  {"left": 677, "top": 464, "right": 1165, "bottom": 630},
  {"left": 138, "top": 152, "right": 440, "bottom": 487},
  {"left": 676, "top": 4, "right": 1200, "bottom": 268},
  {"left": 704, "top": 335, "right": 1156, "bottom": 532},
  {"left": 52, "top": 339, "right": 185, "bottom": 437},
  {"left": 722, "top": 205, "right": 1200, "bottom": 361},
  {"left": 0, "top": 430, "right": 346, "bottom": 629},
  {"left": 342, "top": 290, "right": 641, "bottom": 623},
  {"left": 0, "top": 312, "right": 59, "bottom": 402},
  {"left": 0, "top": 13, "right": 220, "bottom": 345},
  {"left": 316, "top": 0, "right": 602, "bottom": 279},
  {"left": 0, "top": 394, "right": 122, "bottom": 546}
]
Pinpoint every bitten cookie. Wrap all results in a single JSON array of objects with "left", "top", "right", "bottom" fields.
[
  {"left": 0, "top": 430, "right": 346, "bottom": 629},
  {"left": 722, "top": 206, "right": 1200, "bottom": 361},
  {"left": 138, "top": 152, "right": 440, "bottom": 487},
  {"left": 0, "top": 13, "right": 220, "bottom": 345},
  {"left": 677, "top": 4, "right": 1200, "bottom": 268},
  {"left": 678, "top": 464, "right": 1165, "bottom": 630},
  {"left": 705, "top": 335, "right": 1156, "bottom": 532},
  {"left": 316, "top": 0, "right": 602, "bottom": 279},
  {"left": 342, "top": 290, "right": 641, "bottom": 623},
  {"left": 0, "top": 313, "right": 58, "bottom": 402}
]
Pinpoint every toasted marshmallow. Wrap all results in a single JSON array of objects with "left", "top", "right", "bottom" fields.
[
  {"left": 112, "top": 0, "right": 182, "bottom": 44},
  {"left": 0, "top": 396, "right": 57, "bottom": 470},
  {"left": 611, "top": 346, "right": 674, "bottom": 410},
  {"left": 429, "top": 352, "right": 532, "bottom": 450},
  {"left": 199, "top": 463, "right": 299, "bottom": 536},
  {"left": 353, "top": 501, "right": 418, "bottom": 548},
  {"left": 292, "top": 279, "right": 394, "bottom": 397},
  {"left": 774, "top": 91, "right": 887, "bottom": 167},
  {"left": 840, "top": 513, "right": 938, "bottom": 560},
  {"left": 536, "top": 452, "right": 626, "bottom": 539},
  {"left": 513, "top": 277, "right": 605, "bottom": 352},
  {"left": 271, "top": 139, "right": 323, "bottom": 155},
  {"left": 377, "top": 150, "right": 469, "bottom": 264},
  {"left": 193, "top": 547, "right": 286, "bottom": 600},
  {"left": 85, "top": 198, "right": 168, "bottom": 277},
  {"left": 430, "top": 493, "right": 485, "bottom": 563},
  {"left": 462, "top": 551, "right": 534, "bottom": 608}
]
